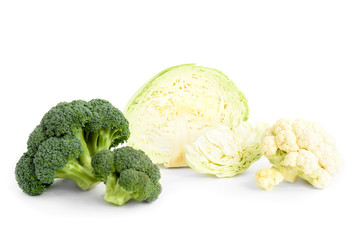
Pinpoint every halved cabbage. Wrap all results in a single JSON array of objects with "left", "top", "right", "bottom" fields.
[
  {"left": 124, "top": 64, "right": 249, "bottom": 167},
  {"left": 185, "top": 123, "right": 268, "bottom": 177}
]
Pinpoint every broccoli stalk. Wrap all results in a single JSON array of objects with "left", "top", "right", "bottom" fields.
[
  {"left": 55, "top": 159, "right": 98, "bottom": 191},
  {"left": 85, "top": 128, "right": 121, "bottom": 157},
  {"left": 92, "top": 147, "right": 162, "bottom": 206},
  {"left": 103, "top": 173, "right": 132, "bottom": 205},
  {"left": 74, "top": 130, "right": 93, "bottom": 171}
]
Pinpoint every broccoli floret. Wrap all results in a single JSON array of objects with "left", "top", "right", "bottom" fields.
[
  {"left": 114, "top": 146, "right": 161, "bottom": 183},
  {"left": 92, "top": 147, "right": 162, "bottom": 206},
  {"left": 15, "top": 153, "right": 49, "bottom": 196},
  {"left": 41, "top": 100, "right": 92, "bottom": 137},
  {"left": 84, "top": 99, "right": 130, "bottom": 156},
  {"left": 15, "top": 99, "right": 130, "bottom": 195},
  {"left": 40, "top": 100, "right": 94, "bottom": 170},
  {"left": 33, "top": 136, "right": 98, "bottom": 190}
]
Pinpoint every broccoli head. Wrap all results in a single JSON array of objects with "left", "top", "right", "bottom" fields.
[
  {"left": 15, "top": 99, "right": 130, "bottom": 195},
  {"left": 92, "top": 146, "right": 162, "bottom": 206}
]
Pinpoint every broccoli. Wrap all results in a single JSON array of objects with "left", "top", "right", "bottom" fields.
[
  {"left": 92, "top": 146, "right": 162, "bottom": 206},
  {"left": 15, "top": 99, "right": 130, "bottom": 195}
]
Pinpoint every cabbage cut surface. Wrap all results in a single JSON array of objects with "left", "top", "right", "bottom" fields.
[{"left": 124, "top": 64, "right": 249, "bottom": 167}]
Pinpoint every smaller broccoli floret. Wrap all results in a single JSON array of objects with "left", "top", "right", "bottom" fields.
[
  {"left": 116, "top": 169, "right": 154, "bottom": 203},
  {"left": 91, "top": 149, "right": 115, "bottom": 180},
  {"left": 34, "top": 136, "right": 98, "bottom": 190},
  {"left": 15, "top": 153, "right": 49, "bottom": 196},
  {"left": 92, "top": 147, "right": 162, "bottom": 206},
  {"left": 114, "top": 146, "right": 161, "bottom": 182},
  {"left": 84, "top": 99, "right": 130, "bottom": 156}
]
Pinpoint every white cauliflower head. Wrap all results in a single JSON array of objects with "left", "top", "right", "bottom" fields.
[{"left": 257, "top": 118, "right": 340, "bottom": 190}]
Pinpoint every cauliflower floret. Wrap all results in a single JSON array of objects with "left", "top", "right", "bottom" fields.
[
  {"left": 283, "top": 150, "right": 319, "bottom": 175},
  {"left": 259, "top": 118, "right": 340, "bottom": 190},
  {"left": 275, "top": 130, "right": 299, "bottom": 152},
  {"left": 296, "top": 128, "right": 322, "bottom": 151},
  {"left": 261, "top": 135, "right": 278, "bottom": 156},
  {"left": 294, "top": 149, "right": 320, "bottom": 175},
  {"left": 256, "top": 168, "right": 284, "bottom": 191},
  {"left": 292, "top": 119, "right": 313, "bottom": 137},
  {"left": 283, "top": 152, "right": 298, "bottom": 167},
  {"left": 313, "top": 143, "right": 340, "bottom": 174},
  {"left": 272, "top": 118, "right": 293, "bottom": 134}
]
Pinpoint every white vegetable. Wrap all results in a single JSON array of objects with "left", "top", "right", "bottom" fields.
[
  {"left": 257, "top": 118, "right": 340, "bottom": 190},
  {"left": 185, "top": 122, "right": 268, "bottom": 177},
  {"left": 256, "top": 168, "right": 284, "bottom": 191}
]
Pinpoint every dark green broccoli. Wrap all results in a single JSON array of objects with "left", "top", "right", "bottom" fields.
[
  {"left": 15, "top": 99, "right": 130, "bottom": 195},
  {"left": 92, "top": 146, "right": 162, "bottom": 206},
  {"left": 15, "top": 153, "right": 49, "bottom": 196}
]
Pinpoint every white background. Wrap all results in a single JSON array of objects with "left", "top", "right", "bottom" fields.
[{"left": 1, "top": 1, "right": 359, "bottom": 239}]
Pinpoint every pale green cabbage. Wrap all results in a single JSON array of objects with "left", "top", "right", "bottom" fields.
[
  {"left": 185, "top": 123, "right": 268, "bottom": 177},
  {"left": 124, "top": 64, "right": 249, "bottom": 167}
]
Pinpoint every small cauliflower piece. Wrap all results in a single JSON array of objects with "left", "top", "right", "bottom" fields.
[
  {"left": 258, "top": 118, "right": 340, "bottom": 190},
  {"left": 256, "top": 168, "right": 284, "bottom": 191}
]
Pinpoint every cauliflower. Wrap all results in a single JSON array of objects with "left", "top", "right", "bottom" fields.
[
  {"left": 257, "top": 118, "right": 340, "bottom": 190},
  {"left": 256, "top": 168, "right": 284, "bottom": 191}
]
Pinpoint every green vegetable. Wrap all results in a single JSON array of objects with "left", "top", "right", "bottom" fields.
[
  {"left": 124, "top": 64, "right": 249, "bottom": 168},
  {"left": 15, "top": 99, "right": 130, "bottom": 196},
  {"left": 92, "top": 147, "right": 162, "bottom": 206},
  {"left": 185, "top": 122, "right": 268, "bottom": 177}
]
